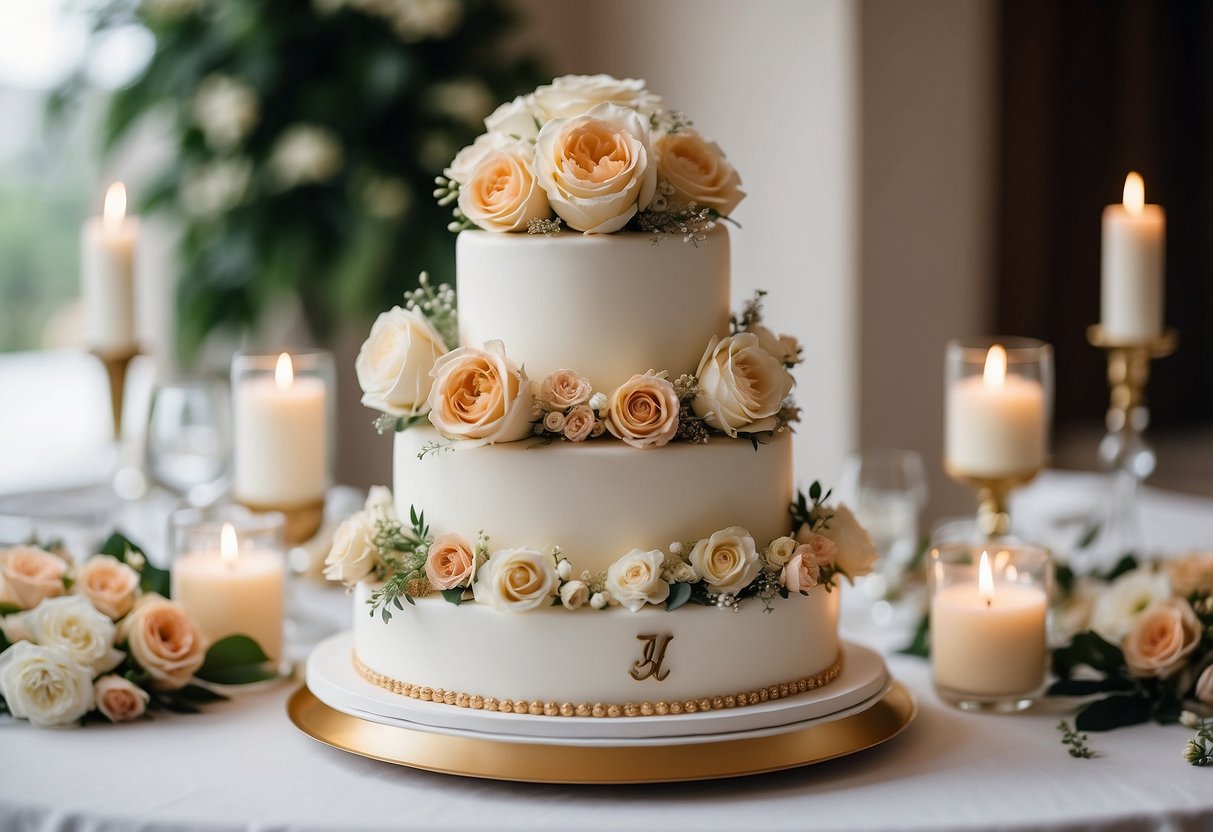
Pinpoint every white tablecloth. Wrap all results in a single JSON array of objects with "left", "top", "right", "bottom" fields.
[{"left": 2, "top": 474, "right": 1213, "bottom": 832}]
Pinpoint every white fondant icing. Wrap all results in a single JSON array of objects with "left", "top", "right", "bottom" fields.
[
  {"left": 456, "top": 228, "right": 731, "bottom": 393},
  {"left": 353, "top": 580, "right": 840, "bottom": 706},
  {"left": 394, "top": 426, "right": 793, "bottom": 575}
]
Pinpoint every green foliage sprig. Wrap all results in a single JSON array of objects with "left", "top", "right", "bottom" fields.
[
  {"left": 367, "top": 507, "right": 433, "bottom": 622},
  {"left": 1057, "top": 719, "right": 1097, "bottom": 759}
]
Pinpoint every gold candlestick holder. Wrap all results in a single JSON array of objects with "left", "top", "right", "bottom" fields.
[
  {"left": 945, "top": 462, "right": 1043, "bottom": 539},
  {"left": 90, "top": 346, "right": 140, "bottom": 440},
  {"left": 238, "top": 498, "right": 326, "bottom": 547}
]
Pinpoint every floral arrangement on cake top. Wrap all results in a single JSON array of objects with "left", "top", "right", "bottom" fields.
[
  {"left": 0, "top": 536, "right": 276, "bottom": 729},
  {"left": 432, "top": 74, "right": 745, "bottom": 239},
  {"left": 357, "top": 284, "right": 803, "bottom": 452},
  {"left": 324, "top": 483, "right": 876, "bottom": 619}
]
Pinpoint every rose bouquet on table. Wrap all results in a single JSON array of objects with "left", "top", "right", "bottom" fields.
[{"left": 0, "top": 535, "right": 275, "bottom": 728}]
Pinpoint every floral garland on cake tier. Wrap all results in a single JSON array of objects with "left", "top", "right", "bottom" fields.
[
  {"left": 324, "top": 483, "right": 877, "bottom": 621},
  {"left": 432, "top": 74, "right": 744, "bottom": 241},
  {"left": 0, "top": 535, "right": 276, "bottom": 729}
]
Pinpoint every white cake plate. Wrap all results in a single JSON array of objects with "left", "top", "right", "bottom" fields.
[{"left": 306, "top": 632, "right": 891, "bottom": 745}]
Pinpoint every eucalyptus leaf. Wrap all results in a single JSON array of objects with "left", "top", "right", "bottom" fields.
[
  {"left": 666, "top": 582, "right": 692, "bottom": 612},
  {"left": 440, "top": 588, "right": 464, "bottom": 606}
]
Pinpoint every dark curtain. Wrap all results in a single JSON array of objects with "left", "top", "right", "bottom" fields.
[{"left": 997, "top": 0, "right": 1213, "bottom": 428}]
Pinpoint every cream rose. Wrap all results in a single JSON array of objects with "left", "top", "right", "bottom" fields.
[
  {"left": 427, "top": 340, "right": 535, "bottom": 446},
  {"left": 691, "top": 333, "right": 795, "bottom": 437},
  {"left": 605, "top": 372, "right": 679, "bottom": 449},
  {"left": 15, "top": 595, "right": 124, "bottom": 674},
  {"left": 1122, "top": 598, "right": 1201, "bottom": 678},
  {"left": 1196, "top": 665, "right": 1213, "bottom": 706},
  {"left": 119, "top": 595, "right": 209, "bottom": 690},
  {"left": 559, "top": 580, "right": 589, "bottom": 610},
  {"left": 1089, "top": 568, "right": 1172, "bottom": 644},
  {"left": 356, "top": 306, "right": 449, "bottom": 418},
  {"left": 538, "top": 369, "right": 593, "bottom": 410},
  {"left": 0, "top": 641, "right": 95, "bottom": 727},
  {"left": 484, "top": 94, "right": 540, "bottom": 140},
  {"left": 783, "top": 552, "right": 821, "bottom": 593},
  {"left": 75, "top": 554, "right": 140, "bottom": 620},
  {"left": 689, "top": 527, "right": 761, "bottom": 596},
  {"left": 94, "top": 674, "right": 150, "bottom": 723},
  {"left": 654, "top": 129, "right": 745, "bottom": 216},
  {"left": 472, "top": 547, "right": 559, "bottom": 612},
  {"left": 323, "top": 511, "right": 379, "bottom": 586},
  {"left": 765, "top": 536, "right": 798, "bottom": 569},
  {"left": 1166, "top": 552, "right": 1213, "bottom": 598},
  {"left": 747, "top": 323, "right": 802, "bottom": 367},
  {"left": 531, "top": 74, "right": 663, "bottom": 122},
  {"left": 364, "top": 485, "right": 396, "bottom": 518},
  {"left": 542, "top": 410, "right": 566, "bottom": 433},
  {"left": 444, "top": 131, "right": 510, "bottom": 184},
  {"left": 424, "top": 533, "right": 475, "bottom": 591},
  {"left": 0, "top": 545, "right": 67, "bottom": 610},
  {"left": 605, "top": 549, "right": 671, "bottom": 613},
  {"left": 534, "top": 102, "right": 656, "bottom": 234},
  {"left": 563, "top": 404, "right": 596, "bottom": 442},
  {"left": 804, "top": 504, "right": 875, "bottom": 580},
  {"left": 458, "top": 143, "right": 551, "bottom": 233}
]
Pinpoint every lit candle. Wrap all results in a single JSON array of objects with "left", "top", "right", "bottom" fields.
[
  {"left": 1101, "top": 172, "right": 1165, "bottom": 342},
  {"left": 945, "top": 344, "right": 1046, "bottom": 478},
  {"left": 172, "top": 522, "right": 285, "bottom": 662},
  {"left": 233, "top": 353, "right": 328, "bottom": 508},
  {"left": 81, "top": 182, "right": 139, "bottom": 353},
  {"left": 931, "top": 550, "right": 1048, "bottom": 698}
]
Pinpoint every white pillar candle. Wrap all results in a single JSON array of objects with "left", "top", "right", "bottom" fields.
[
  {"left": 931, "top": 552, "right": 1047, "bottom": 697},
  {"left": 81, "top": 183, "right": 139, "bottom": 353},
  {"left": 172, "top": 523, "right": 284, "bottom": 661},
  {"left": 234, "top": 353, "right": 328, "bottom": 507},
  {"left": 945, "top": 344, "right": 1046, "bottom": 478},
  {"left": 1101, "top": 172, "right": 1165, "bottom": 342}
]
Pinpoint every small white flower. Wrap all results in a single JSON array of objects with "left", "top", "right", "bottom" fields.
[
  {"left": 559, "top": 580, "right": 589, "bottom": 610},
  {"left": 179, "top": 159, "right": 252, "bottom": 218},
  {"left": 1181, "top": 711, "right": 1204, "bottom": 730},
  {"left": 590, "top": 592, "right": 608, "bottom": 610},
  {"left": 270, "top": 124, "right": 343, "bottom": 188},
  {"left": 588, "top": 391, "right": 608, "bottom": 412},
  {"left": 556, "top": 559, "right": 573, "bottom": 581},
  {"left": 427, "top": 78, "right": 494, "bottom": 126},
  {"left": 362, "top": 176, "right": 412, "bottom": 220},
  {"left": 191, "top": 75, "right": 259, "bottom": 151},
  {"left": 1089, "top": 568, "right": 1173, "bottom": 643},
  {"left": 543, "top": 410, "right": 566, "bottom": 433},
  {"left": 669, "top": 542, "right": 683, "bottom": 555}
]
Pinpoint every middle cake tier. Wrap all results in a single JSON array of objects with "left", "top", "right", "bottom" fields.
[{"left": 393, "top": 426, "right": 793, "bottom": 575}]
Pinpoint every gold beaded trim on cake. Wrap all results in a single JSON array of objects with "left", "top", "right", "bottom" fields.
[{"left": 351, "top": 651, "right": 842, "bottom": 718}]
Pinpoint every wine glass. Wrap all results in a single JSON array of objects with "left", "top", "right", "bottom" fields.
[
  {"left": 838, "top": 449, "right": 928, "bottom": 629},
  {"left": 146, "top": 379, "right": 232, "bottom": 505}
]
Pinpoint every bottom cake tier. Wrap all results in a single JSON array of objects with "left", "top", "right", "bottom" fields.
[{"left": 352, "top": 580, "right": 841, "bottom": 712}]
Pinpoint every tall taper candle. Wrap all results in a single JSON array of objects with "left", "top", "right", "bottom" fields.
[
  {"left": 81, "top": 183, "right": 139, "bottom": 354},
  {"left": 1101, "top": 172, "right": 1165, "bottom": 342}
]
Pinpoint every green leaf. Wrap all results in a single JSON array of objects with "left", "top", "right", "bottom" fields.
[
  {"left": 152, "top": 692, "right": 202, "bottom": 715},
  {"left": 99, "top": 531, "right": 171, "bottom": 598},
  {"left": 1054, "top": 563, "right": 1076, "bottom": 596},
  {"left": 1047, "top": 677, "right": 1136, "bottom": 697},
  {"left": 440, "top": 588, "right": 464, "bottom": 606},
  {"left": 1075, "top": 695, "right": 1153, "bottom": 732},
  {"left": 0, "top": 631, "right": 9, "bottom": 654},
  {"left": 1052, "top": 631, "right": 1126, "bottom": 678},
  {"left": 1076, "top": 522, "right": 1101, "bottom": 551},
  {"left": 666, "top": 581, "right": 692, "bottom": 612},
  {"left": 898, "top": 614, "right": 930, "bottom": 658},
  {"left": 808, "top": 481, "right": 822, "bottom": 502},
  {"left": 195, "top": 635, "right": 276, "bottom": 685},
  {"left": 1102, "top": 555, "right": 1139, "bottom": 582},
  {"left": 0, "top": 602, "right": 20, "bottom": 616},
  {"left": 176, "top": 683, "right": 228, "bottom": 703}
]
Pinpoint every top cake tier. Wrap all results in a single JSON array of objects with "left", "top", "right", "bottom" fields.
[{"left": 456, "top": 228, "right": 731, "bottom": 392}]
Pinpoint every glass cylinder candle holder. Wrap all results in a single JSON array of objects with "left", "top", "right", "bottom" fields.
[
  {"left": 230, "top": 349, "right": 334, "bottom": 544},
  {"left": 944, "top": 337, "right": 1053, "bottom": 538},
  {"left": 929, "top": 542, "right": 1051, "bottom": 712},
  {"left": 170, "top": 504, "right": 286, "bottom": 664}
]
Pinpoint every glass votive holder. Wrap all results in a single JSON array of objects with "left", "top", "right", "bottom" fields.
[
  {"left": 929, "top": 542, "right": 1052, "bottom": 712},
  {"left": 230, "top": 349, "right": 334, "bottom": 544},
  {"left": 170, "top": 504, "right": 286, "bottom": 664}
]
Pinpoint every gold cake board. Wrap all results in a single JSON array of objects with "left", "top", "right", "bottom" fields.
[{"left": 287, "top": 681, "right": 916, "bottom": 784}]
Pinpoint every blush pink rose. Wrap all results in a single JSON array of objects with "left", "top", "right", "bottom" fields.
[
  {"left": 425, "top": 534, "right": 476, "bottom": 590},
  {"left": 94, "top": 674, "right": 150, "bottom": 723},
  {"left": 75, "top": 554, "right": 140, "bottom": 620},
  {"left": 1122, "top": 599, "right": 1201, "bottom": 678},
  {"left": 0, "top": 546, "right": 67, "bottom": 610},
  {"left": 798, "top": 533, "right": 838, "bottom": 570},
  {"left": 119, "top": 596, "right": 208, "bottom": 691},
  {"left": 562, "top": 404, "right": 596, "bottom": 442},
  {"left": 538, "top": 369, "right": 592, "bottom": 411},
  {"left": 782, "top": 552, "right": 821, "bottom": 593}
]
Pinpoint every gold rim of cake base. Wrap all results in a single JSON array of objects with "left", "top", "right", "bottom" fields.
[
  {"left": 352, "top": 650, "right": 842, "bottom": 718},
  {"left": 287, "top": 680, "right": 916, "bottom": 783}
]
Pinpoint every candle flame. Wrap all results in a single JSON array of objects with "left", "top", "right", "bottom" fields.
[
  {"left": 1123, "top": 172, "right": 1145, "bottom": 217},
  {"left": 275, "top": 352, "right": 294, "bottom": 389},
  {"left": 982, "top": 344, "right": 1007, "bottom": 387},
  {"left": 979, "top": 550, "right": 994, "bottom": 605},
  {"left": 103, "top": 182, "right": 127, "bottom": 228},
  {"left": 220, "top": 522, "right": 238, "bottom": 563}
]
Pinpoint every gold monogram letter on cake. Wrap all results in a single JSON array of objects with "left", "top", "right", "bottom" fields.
[{"left": 630, "top": 634, "right": 674, "bottom": 681}]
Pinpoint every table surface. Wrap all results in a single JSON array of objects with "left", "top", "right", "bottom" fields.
[{"left": 3, "top": 472, "right": 1213, "bottom": 832}]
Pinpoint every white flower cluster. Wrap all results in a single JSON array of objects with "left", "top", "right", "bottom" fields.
[{"left": 438, "top": 74, "right": 745, "bottom": 236}]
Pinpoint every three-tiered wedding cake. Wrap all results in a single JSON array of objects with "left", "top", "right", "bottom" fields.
[{"left": 322, "top": 75, "right": 877, "bottom": 722}]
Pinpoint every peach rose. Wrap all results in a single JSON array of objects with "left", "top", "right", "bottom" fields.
[
  {"left": 689, "top": 526, "right": 761, "bottom": 596},
  {"left": 691, "top": 333, "right": 795, "bottom": 437},
  {"left": 538, "top": 369, "right": 592, "bottom": 410},
  {"left": 427, "top": 340, "right": 535, "bottom": 446},
  {"left": 0, "top": 545, "right": 67, "bottom": 610},
  {"left": 562, "top": 404, "right": 596, "bottom": 442},
  {"left": 1196, "top": 665, "right": 1213, "bottom": 706},
  {"left": 1122, "top": 598, "right": 1201, "bottom": 678},
  {"left": 654, "top": 129, "right": 745, "bottom": 216},
  {"left": 605, "top": 372, "right": 679, "bottom": 449},
  {"left": 783, "top": 552, "right": 821, "bottom": 593},
  {"left": 75, "top": 554, "right": 140, "bottom": 620},
  {"left": 799, "top": 533, "right": 838, "bottom": 570},
  {"left": 119, "top": 595, "right": 209, "bottom": 690},
  {"left": 1166, "top": 552, "right": 1213, "bottom": 598},
  {"left": 424, "top": 533, "right": 475, "bottom": 590},
  {"left": 94, "top": 674, "right": 150, "bottom": 723},
  {"left": 803, "top": 504, "right": 877, "bottom": 580},
  {"left": 534, "top": 102, "right": 656, "bottom": 233},
  {"left": 458, "top": 143, "right": 551, "bottom": 233}
]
